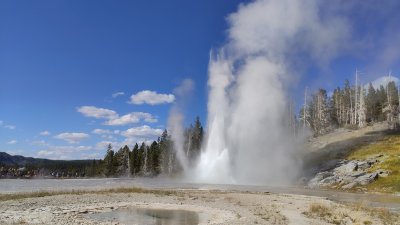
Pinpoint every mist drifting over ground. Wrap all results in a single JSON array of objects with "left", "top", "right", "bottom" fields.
[{"left": 191, "top": 0, "right": 351, "bottom": 185}]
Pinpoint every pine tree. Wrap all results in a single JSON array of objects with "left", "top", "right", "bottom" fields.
[
  {"left": 131, "top": 143, "right": 139, "bottom": 176},
  {"left": 150, "top": 141, "right": 161, "bottom": 176},
  {"left": 366, "top": 83, "right": 377, "bottom": 122},
  {"left": 159, "top": 129, "right": 174, "bottom": 174},
  {"left": 138, "top": 142, "right": 146, "bottom": 175},
  {"left": 189, "top": 116, "right": 203, "bottom": 166},
  {"left": 103, "top": 144, "right": 114, "bottom": 177}
]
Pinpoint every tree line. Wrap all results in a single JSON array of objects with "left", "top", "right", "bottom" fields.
[
  {"left": 297, "top": 72, "right": 399, "bottom": 136},
  {"left": 99, "top": 116, "right": 204, "bottom": 177}
]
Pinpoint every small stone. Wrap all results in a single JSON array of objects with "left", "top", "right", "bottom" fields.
[{"left": 376, "top": 169, "right": 390, "bottom": 177}]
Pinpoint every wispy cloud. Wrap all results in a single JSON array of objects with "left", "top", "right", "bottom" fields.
[
  {"left": 54, "top": 132, "right": 90, "bottom": 144},
  {"left": 368, "top": 75, "right": 399, "bottom": 89},
  {"left": 4, "top": 125, "right": 16, "bottom": 130},
  {"left": 112, "top": 91, "right": 125, "bottom": 98},
  {"left": 95, "top": 141, "right": 119, "bottom": 150},
  {"left": 36, "top": 145, "right": 93, "bottom": 160},
  {"left": 7, "top": 140, "right": 17, "bottom": 144},
  {"left": 0, "top": 120, "right": 16, "bottom": 130},
  {"left": 32, "top": 140, "right": 48, "bottom": 146},
  {"left": 92, "top": 129, "right": 112, "bottom": 135},
  {"left": 77, "top": 106, "right": 118, "bottom": 119},
  {"left": 40, "top": 131, "right": 51, "bottom": 136},
  {"left": 129, "top": 90, "right": 175, "bottom": 105}
]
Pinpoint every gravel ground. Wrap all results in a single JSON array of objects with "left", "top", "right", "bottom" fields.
[{"left": 0, "top": 189, "right": 391, "bottom": 225}]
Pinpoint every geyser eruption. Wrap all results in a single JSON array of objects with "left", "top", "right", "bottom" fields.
[
  {"left": 168, "top": 79, "right": 195, "bottom": 172},
  {"left": 194, "top": 0, "right": 350, "bottom": 184}
]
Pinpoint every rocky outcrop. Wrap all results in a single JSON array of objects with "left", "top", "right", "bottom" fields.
[{"left": 308, "top": 154, "right": 390, "bottom": 189}]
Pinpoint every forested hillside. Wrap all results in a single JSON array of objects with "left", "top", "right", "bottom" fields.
[{"left": 297, "top": 73, "right": 399, "bottom": 136}]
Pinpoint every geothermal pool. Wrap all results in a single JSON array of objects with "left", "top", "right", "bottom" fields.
[{"left": 1, "top": 178, "right": 400, "bottom": 212}]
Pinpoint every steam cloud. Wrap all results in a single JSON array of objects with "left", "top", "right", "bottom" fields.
[
  {"left": 194, "top": 0, "right": 351, "bottom": 185},
  {"left": 168, "top": 79, "right": 195, "bottom": 172}
]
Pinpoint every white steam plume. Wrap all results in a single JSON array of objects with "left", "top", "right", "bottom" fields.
[
  {"left": 167, "top": 79, "right": 195, "bottom": 172},
  {"left": 194, "top": 0, "right": 351, "bottom": 185}
]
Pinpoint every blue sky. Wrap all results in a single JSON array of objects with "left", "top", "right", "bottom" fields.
[{"left": 1, "top": 0, "right": 400, "bottom": 159}]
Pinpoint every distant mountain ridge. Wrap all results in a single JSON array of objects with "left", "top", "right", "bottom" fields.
[
  {"left": 0, "top": 152, "right": 48, "bottom": 167},
  {"left": 0, "top": 152, "right": 93, "bottom": 167}
]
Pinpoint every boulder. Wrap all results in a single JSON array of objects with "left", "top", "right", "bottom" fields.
[
  {"left": 354, "top": 172, "right": 378, "bottom": 186},
  {"left": 334, "top": 161, "right": 358, "bottom": 174},
  {"left": 357, "top": 161, "right": 371, "bottom": 170}
]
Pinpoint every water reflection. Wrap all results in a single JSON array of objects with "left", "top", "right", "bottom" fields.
[{"left": 87, "top": 207, "right": 199, "bottom": 225}]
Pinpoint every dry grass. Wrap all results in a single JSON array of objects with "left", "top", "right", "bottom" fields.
[
  {"left": 303, "top": 203, "right": 354, "bottom": 224},
  {"left": 368, "top": 207, "right": 399, "bottom": 225},
  {"left": 347, "top": 135, "right": 400, "bottom": 192},
  {"left": 303, "top": 202, "right": 400, "bottom": 225},
  {"left": 0, "top": 187, "right": 177, "bottom": 202},
  {"left": 347, "top": 201, "right": 400, "bottom": 225},
  {"left": 307, "top": 203, "right": 332, "bottom": 217}
]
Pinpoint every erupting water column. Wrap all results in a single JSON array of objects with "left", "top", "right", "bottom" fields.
[{"left": 193, "top": 0, "right": 350, "bottom": 185}]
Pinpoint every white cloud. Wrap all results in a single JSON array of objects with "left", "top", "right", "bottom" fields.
[
  {"left": 121, "top": 125, "right": 163, "bottom": 138},
  {"left": 4, "top": 125, "right": 16, "bottom": 130},
  {"left": 32, "top": 140, "right": 48, "bottom": 146},
  {"left": 40, "top": 131, "right": 51, "bottom": 136},
  {"left": 7, "top": 140, "right": 17, "bottom": 144},
  {"left": 54, "top": 132, "right": 90, "bottom": 144},
  {"left": 120, "top": 138, "right": 154, "bottom": 147},
  {"left": 77, "top": 106, "right": 118, "bottom": 119},
  {"left": 77, "top": 106, "right": 157, "bottom": 126},
  {"left": 0, "top": 120, "right": 16, "bottom": 130},
  {"left": 368, "top": 75, "right": 399, "bottom": 89},
  {"left": 37, "top": 150, "right": 53, "bottom": 157},
  {"left": 100, "top": 134, "right": 115, "bottom": 140},
  {"left": 105, "top": 112, "right": 157, "bottom": 126},
  {"left": 36, "top": 145, "right": 93, "bottom": 160},
  {"left": 81, "top": 153, "right": 103, "bottom": 159},
  {"left": 112, "top": 91, "right": 125, "bottom": 98},
  {"left": 92, "top": 129, "right": 112, "bottom": 135},
  {"left": 129, "top": 90, "right": 175, "bottom": 105},
  {"left": 95, "top": 141, "right": 119, "bottom": 150}
]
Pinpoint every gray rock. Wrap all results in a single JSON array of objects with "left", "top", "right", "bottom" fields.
[
  {"left": 308, "top": 154, "right": 389, "bottom": 189},
  {"left": 308, "top": 172, "right": 332, "bottom": 187},
  {"left": 349, "top": 171, "right": 367, "bottom": 178},
  {"left": 334, "top": 161, "right": 358, "bottom": 174},
  {"left": 319, "top": 176, "right": 338, "bottom": 186},
  {"left": 357, "top": 161, "right": 371, "bottom": 170},
  {"left": 342, "top": 182, "right": 356, "bottom": 189},
  {"left": 354, "top": 172, "right": 378, "bottom": 185},
  {"left": 339, "top": 176, "right": 355, "bottom": 185},
  {"left": 376, "top": 169, "right": 390, "bottom": 177}
]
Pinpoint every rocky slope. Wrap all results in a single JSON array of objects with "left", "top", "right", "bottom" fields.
[{"left": 303, "top": 123, "right": 394, "bottom": 191}]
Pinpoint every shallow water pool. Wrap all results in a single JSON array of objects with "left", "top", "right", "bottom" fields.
[{"left": 87, "top": 207, "right": 199, "bottom": 225}]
